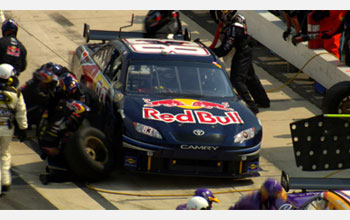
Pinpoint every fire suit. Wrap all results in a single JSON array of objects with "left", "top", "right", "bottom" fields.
[
  {"left": 317, "top": 10, "right": 347, "bottom": 59},
  {"left": 228, "top": 191, "right": 292, "bottom": 210},
  {"left": 0, "top": 34, "right": 27, "bottom": 75},
  {"left": 294, "top": 11, "right": 347, "bottom": 58},
  {"left": 344, "top": 11, "right": 350, "bottom": 66},
  {"left": 0, "top": 84, "right": 27, "bottom": 194},
  {"left": 211, "top": 14, "right": 270, "bottom": 114}
]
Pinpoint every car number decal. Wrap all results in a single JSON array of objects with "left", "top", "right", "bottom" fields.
[{"left": 124, "top": 38, "right": 210, "bottom": 56}]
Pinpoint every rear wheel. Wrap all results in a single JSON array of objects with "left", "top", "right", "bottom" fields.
[{"left": 322, "top": 81, "right": 350, "bottom": 114}]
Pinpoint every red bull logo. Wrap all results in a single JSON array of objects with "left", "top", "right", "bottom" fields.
[
  {"left": 142, "top": 99, "right": 242, "bottom": 125},
  {"left": 6, "top": 46, "right": 20, "bottom": 57},
  {"left": 143, "top": 108, "right": 243, "bottom": 125},
  {"left": 143, "top": 98, "right": 234, "bottom": 111}
]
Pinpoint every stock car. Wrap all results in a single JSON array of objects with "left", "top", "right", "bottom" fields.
[
  {"left": 280, "top": 171, "right": 350, "bottom": 210},
  {"left": 71, "top": 20, "right": 262, "bottom": 178}
]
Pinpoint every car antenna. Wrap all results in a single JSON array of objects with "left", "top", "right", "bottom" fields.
[{"left": 119, "top": 13, "right": 134, "bottom": 38}]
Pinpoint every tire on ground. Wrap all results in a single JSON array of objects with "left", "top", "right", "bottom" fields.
[
  {"left": 322, "top": 81, "right": 350, "bottom": 114},
  {"left": 63, "top": 126, "right": 115, "bottom": 182}
]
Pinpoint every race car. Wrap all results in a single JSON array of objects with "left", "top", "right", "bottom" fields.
[
  {"left": 71, "top": 17, "right": 262, "bottom": 178},
  {"left": 281, "top": 171, "right": 350, "bottom": 210}
]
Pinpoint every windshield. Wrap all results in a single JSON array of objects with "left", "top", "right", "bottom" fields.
[{"left": 125, "top": 60, "right": 235, "bottom": 98}]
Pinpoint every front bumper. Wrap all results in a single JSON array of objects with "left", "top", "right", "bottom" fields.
[{"left": 121, "top": 136, "right": 260, "bottom": 178}]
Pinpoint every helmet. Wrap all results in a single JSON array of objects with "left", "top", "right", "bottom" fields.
[
  {"left": 194, "top": 188, "right": 220, "bottom": 206},
  {"left": 1, "top": 19, "right": 18, "bottom": 36},
  {"left": 59, "top": 72, "right": 79, "bottom": 98},
  {"left": 144, "top": 10, "right": 180, "bottom": 35},
  {"left": 33, "top": 69, "right": 59, "bottom": 84},
  {"left": 38, "top": 62, "right": 64, "bottom": 75},
  {"left": 260, "top": 178, "right": 287, "bottom": 202},
  {"left": 186, "top": 196, "right": 210, "bottom": 210},
  {"left": 219, "top": 10, "right": 238, "bottom": 23},
  {"left": 0, "top": 63, "right": 15, "bottom": 80}
]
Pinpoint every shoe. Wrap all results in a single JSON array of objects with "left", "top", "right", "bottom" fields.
[
  {"left": 247, "top": 103, "right": 259, "bottom": 114},
  {"left": 2, "top": 185, "right": 10, "bottom": 192},
  {"left": 257, "top": 102, "right": 270, "bottom": 108}
]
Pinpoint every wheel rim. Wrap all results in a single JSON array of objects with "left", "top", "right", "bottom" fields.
[
  {"left": 338, "top": 96, "right": 350, "bottom": 114},
  {"left": 84, "top": 136, "right": 108, "bottom": 163}
]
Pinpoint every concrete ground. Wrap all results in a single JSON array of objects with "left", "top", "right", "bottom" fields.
[{"left": 0, "top": 10, "right": 349, "bottom": 210}]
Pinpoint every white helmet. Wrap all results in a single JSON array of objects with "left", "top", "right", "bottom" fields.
[
  {"left": 0, "top": 63, "right": 15, "bottom": 80},
  {"left": 186, "top": 196, "right": 210, "bottom": 210}
]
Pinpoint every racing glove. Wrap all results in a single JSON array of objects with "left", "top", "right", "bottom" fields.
[
  {"left": 17, "top": 129, "right": 27, "bottom": 142},
  {"left": 282, "top": 28, "right": 291, "bottom": 41},
  {"left": 291, "top": 34, "right": 310, "bottom": 46},
  {"left": 321, "top": 33, "right": 331, "bottom": 39}
]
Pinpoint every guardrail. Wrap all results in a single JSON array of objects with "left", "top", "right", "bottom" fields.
[{"left": 239, "top": 10, "right": 350, "bottom": 90}]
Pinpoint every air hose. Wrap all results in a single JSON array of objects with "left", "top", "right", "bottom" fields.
[
  {"left": 84, "top": 183, "right": 256, "bottom": 197},
  {"left": 266, "top": 51, "right": 337, "bottom": 93}
]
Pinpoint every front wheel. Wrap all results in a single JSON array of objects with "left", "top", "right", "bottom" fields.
[
  {"left": 322, "top": 81, "right": 350, "bottom": 114},
  {"left": 63, "top": 126, "right": 115, "bottom": 182}
]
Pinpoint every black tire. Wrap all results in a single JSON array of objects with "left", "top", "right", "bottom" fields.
[
  {"left": 322, "top": 81, "right": 350, "bottom": 114},
  {"left": 63, "top": 126, "right": 115, "bottom": 182}
]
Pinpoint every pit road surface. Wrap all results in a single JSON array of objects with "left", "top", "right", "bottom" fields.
[{"left": 1, "top": 10, "right": 349, "bottom": 210}]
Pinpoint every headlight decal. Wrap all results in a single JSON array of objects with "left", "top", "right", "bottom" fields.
[{"left": 134, "top": 122, "right": 162, "bottom": 139}]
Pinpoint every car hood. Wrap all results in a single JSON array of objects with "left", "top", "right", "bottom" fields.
[{"left": 122, "top": 95, "right": 262, "bottom": 147}]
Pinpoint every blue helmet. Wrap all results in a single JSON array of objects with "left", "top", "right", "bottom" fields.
[
  {"left": 2, "top": 19, "right": 18, "bottom": 36},
  {"left": 194, "top": 188, "right": 220, "bottom": 206},
  {"left": 59, "top": 72, "right": 79, "bottom": 98},
  {"left": 260, "top": 178, "right": 287, "bottom": 202}
]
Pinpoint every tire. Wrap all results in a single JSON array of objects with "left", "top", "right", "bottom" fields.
[
  {"left": 322, "top": 81, "right": 350, "bottom": 114},
  {"left": 63, "top": 126, "right": 115, "bottom": 182}
]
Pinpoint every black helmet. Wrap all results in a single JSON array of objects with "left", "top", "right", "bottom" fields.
[
  {"left": 144, "top": 10, "right": 181, "bottom": 35},
  {"left": 1, "top": 19, "right": 18, "bottom": 37}
]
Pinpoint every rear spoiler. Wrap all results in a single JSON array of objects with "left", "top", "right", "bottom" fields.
[
  {"left": 83, "top": 14, "right": 145, "bottom": 43},
  {"left": 83, "top": 24, "right": 145, "bottom": 43},
  {"left": 281, "top": 171, "right": 350, "bottom": 192},
  {"left": 83, "top": 13, "right": 191, "bottom": 43}
]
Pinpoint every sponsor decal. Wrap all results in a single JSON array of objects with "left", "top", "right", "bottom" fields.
[
  {"left": 94, "top": 74, "right": 110, "bottom": 102},
  {"left": 143, "top": 98, "right": 233, "bottom": 111},
  {"left": 124, "top": 156, "right": 137, "bottom": 167},
  {"left": 248, "top": 162, "right": 259, "bottom": 171},
  {"left": 180, "top": 145, "right": 219, "bottom": 151},
  {"left": 143, "top": 108, "right": 243, "bottom": 125},
  {"left": 6, "top": 46, "right": 20, "bottom": 57}
]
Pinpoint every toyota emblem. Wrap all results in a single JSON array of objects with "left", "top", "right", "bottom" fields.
[{"left": 193, "top": 129, "right": 205, "bottom": 136}]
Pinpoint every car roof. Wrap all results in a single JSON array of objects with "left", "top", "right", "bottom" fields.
[{"left": 120, "top": 38, "right": 217, "bottom": 63}]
